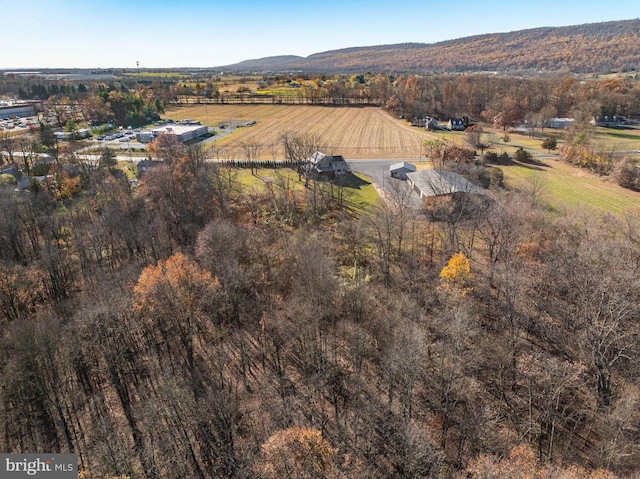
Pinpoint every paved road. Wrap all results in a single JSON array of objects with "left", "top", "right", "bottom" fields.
[
  {"left": 348, "top": 158, "right": 424, "bottom": 206},
  {"left": 348, "top": 158, "right": 423, "bottom": 187}
]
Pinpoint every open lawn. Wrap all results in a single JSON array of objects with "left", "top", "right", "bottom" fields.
[
  {"left": 500, "top": 157, "right": 640, "bottom": 214},
  {"left": 590, "top": 127, "right": 640, "bottom": 151},
  {"left": 165, "top": 104, "right": 436, "bottom": 159},
  {"left": 234, "top": 168, "right": 379, "bottom": 213}
]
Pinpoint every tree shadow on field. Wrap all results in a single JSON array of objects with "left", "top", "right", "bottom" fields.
[
  {"left": 338, "top": 173, "right": 371, "bottom": 189},
  {"left": 515, "top": 157, "right": 549, "bottom": 171},
  {"left": 487, "top": 156, "right": 548, "bottom": 171}
]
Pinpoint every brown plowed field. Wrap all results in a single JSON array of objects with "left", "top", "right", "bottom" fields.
[{"left": 165, "top": 104, "right": 436, "bottom": 159}]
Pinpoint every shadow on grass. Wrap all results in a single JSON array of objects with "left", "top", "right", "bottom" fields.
[
  {"left": 604, "top": 130, "right": 640, "bottom": 140},
  {"left": 486, "top": 157, "right": 549, "bottom": 171},
  {"left": 337, "top": 172, "right": 372, "bottom": 189}
]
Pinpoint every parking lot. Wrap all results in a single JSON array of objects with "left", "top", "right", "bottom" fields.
[
  {"left": 93, "top": 129, "right": 140, "bottom": 148},
  {"left": 0, "top": 115, "right": 39, "bottom": 131}
]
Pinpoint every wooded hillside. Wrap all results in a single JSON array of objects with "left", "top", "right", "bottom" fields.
[
  {"left": 220, "top": 19, "right": 640, "bottom": 74},
  {"left": 1, "top": 138, "right": 640, "bottom": 477}
]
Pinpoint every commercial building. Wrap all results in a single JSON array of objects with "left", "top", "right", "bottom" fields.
[
  {"left": 136, "top": 124, "right": 208, "bottom": 143},
  {"left": 0, "top": 100, "right": 44, "bottom": 119}
]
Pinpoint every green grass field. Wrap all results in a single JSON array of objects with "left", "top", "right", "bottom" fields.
[
  {"left": 233, "top": 168, "right": 379, "bottom": 213},
  {"left": 500, "top": 158, "right": 640, "bottom": 214},
  {"left": 590, "top": 127, "right": 640, "bottom": 151}
]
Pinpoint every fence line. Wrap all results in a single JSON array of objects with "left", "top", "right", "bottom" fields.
[{"left": 174, "top": 95, "right": 379, "bottom": 106}]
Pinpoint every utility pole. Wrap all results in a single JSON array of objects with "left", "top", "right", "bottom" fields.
[{"left": 136, "top": 61, "right": 140, "bottom": 75}]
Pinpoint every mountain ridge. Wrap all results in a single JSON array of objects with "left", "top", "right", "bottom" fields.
[{"left": 215, "top": 19, "right": 640, "bottom": 74}]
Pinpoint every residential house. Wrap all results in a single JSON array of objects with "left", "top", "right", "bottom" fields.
[
  {"left": 137, "top": 159, "right": 164, "bottom": 173},
  {"left": 591, "top": 115, "right": 627, "bottom": 128},
  {"left": 306, "top": 151, "right": 349, "bottom": 178},
  {"left": 447, "top": 118, "right": 466, "bottom": 131},
  {"left": 425, "top": 117, "right": 442, "bottom": 131}
]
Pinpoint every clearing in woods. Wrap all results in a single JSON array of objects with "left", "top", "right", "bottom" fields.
[
  {"left": 165, "top": 104, "right": 436, "bottom": 159},
  {"left": 164, "top": 104, "right": 640, "bottom": 214}
]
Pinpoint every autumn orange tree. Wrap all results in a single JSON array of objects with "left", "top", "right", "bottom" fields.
[
  {"left": 47, "top": 165, "right": 81, "bottom": 202},
  {"left": 460, "top": 443, "right": 617, "bottom": 479},
  {"left": 257, "top": 427, "right": 335, "bottom": 479},
  {"left": 133, "top": 252, "right": 222, "bottom": 393},
  {"left": 146, "top": 132, "right": 185, "bottom": 164}
]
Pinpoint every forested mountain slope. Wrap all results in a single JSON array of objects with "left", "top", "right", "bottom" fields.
[{"left": 220, "top": 19, "right": 640, "bottom": 73}]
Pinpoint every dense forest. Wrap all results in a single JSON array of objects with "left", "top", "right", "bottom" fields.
[
  {"left": 1, "top": 128, "right": 640, "bottom": 478},
  {"left": 218, "top": 19, "right": 640, "bottom": 74}
]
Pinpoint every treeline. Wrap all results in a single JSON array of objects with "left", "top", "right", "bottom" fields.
[
  {"left": 4, "top": 71, "right": 640, "bottom": 131},
  {"left": 174, "top": 73, "right": 640, "bottom": 128},
  {"left": 19, "top": 83, "right": 88, "bottom": 100},
  {"left": 1, "top": 139, "right": 640, "bottom": 478},
  {"left": 0, "top": 76, "right": 171, "bottom": 127},
  {"left": 385, "top": 74, "right": 640, "bottom": 125}
]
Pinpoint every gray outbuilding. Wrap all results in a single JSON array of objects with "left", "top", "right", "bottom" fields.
[{"left": 389, "top": 162, "right": 417, "bottom": 180}]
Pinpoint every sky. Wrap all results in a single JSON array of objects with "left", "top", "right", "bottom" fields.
[{"left": 2, "top": 0, "right": 640, "bottom": 69}]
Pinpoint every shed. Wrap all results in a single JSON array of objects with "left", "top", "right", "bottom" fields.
[{"left": 390, "top": 162, "right": 417, "bottom": 180}]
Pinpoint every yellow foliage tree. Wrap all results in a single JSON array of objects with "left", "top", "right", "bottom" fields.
[
  {"left": 47, "top": 165, "right": 81, "bottom": 202},
  {"left": 440, "top": 252, "right": 474, "bottom": 294}
]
